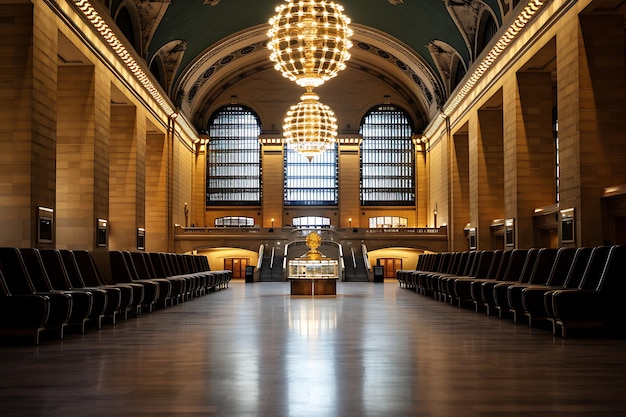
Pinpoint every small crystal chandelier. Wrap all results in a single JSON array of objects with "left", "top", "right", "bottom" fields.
[
  {"left": 283, "top": 89, "right": 338, "bottom": 161},
  {"left": 267, "top": 0, "right": 353, "bottom": 89}
]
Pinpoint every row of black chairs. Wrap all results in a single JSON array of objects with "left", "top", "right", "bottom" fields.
[
  {"left": 0, "top": 248, "right": 231, "bottom": 344},
  {"left": 397, "top": 245, "right": 626, "bottom": 337}
]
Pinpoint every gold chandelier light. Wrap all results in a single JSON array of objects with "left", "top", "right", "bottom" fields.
[
  {"left": 283, "top": 89, "right": 338, "bottom": 161},
  {"left": 267, "top": 0, "right": 353, "bottom": 88}
]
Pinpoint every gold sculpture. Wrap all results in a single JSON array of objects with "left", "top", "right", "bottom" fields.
[{"left": 302, "top": 231, "right": 323, "bottom": 260}]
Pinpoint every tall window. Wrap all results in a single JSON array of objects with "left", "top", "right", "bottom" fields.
[
  {"left": 284, "top": 146, "right": 338, "bottom": 206},
  {"left": 206, "top": 105, "right": 261, "bottom": 205},
  {"left": 360, "top": 105, "right": 415, "bottom": 206}
]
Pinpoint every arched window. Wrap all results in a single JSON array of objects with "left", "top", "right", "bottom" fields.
[
  {"left": 284, "top": 146, "right": 338, "bottom": 206},
  {"left": 214, "top": 216, "right": 255, "bottom": 227},
  {"left": 360, "top": 105, "right": 415, "bottom": 206},
  {"left": 369, "top": 216, "right": 408, "bottom": 228},
  {"left": 292, "top": 216, "right": 331, "bottom": 229},
  {"left": 206, "top": 105, "right": 262, "bottom": 205}
]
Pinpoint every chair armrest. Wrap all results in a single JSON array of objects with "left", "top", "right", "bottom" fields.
[
  {"left": 0, "top": 294, "right": 50, "bottom": 328},
  {"left": 551, "top": 290, "right": 606, "bottom": 321}
]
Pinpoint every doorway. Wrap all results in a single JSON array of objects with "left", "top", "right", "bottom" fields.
[
  {"left": 224, "top": 258, "right": 250, "bottom": 279},
  {"left": 378, "top": 258, "right": 403, "bottom": 279}
]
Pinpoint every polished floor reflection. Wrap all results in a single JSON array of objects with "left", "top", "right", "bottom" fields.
[{"left": 2, "top": 282, "right": 626, "bottom": 416}]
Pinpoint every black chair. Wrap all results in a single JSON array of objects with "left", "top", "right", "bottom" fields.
[
  {"left": 132, "top": 251, "right": 186, "bottom": 306},
  {"left": 0, "top": 270, "right": 50, "bottom": 345},
  {"left": 416, "top": 253, "right": 452, "bottom": 296},
  {"left": 70, "top": 250, "right": 139, "bottom": 319},
  {"left": 123, "top": 251, "right": 172, "bottom": 308},
  {"left": 18, "top": 248, "right": 97, "bottom": 333},
  {"left": 550, "top": 245, "right": 624, "bottom": 337},
  {"left": 40, "top": 249, "right": 120, "bottom": 326},
  {"left": 521, "top": 247, "right": 593, "bottom": 327},
  {"left": 147, "top": 252, "right": 188, "bottom": 304},
  {"left": 429, "top": 251, "right": 472, "bottom": 302},
  {"left": 496, "top": 247, "right": 561, "bottom": 321},
  {"left": 481, "top": 249, "right": 534, "bottom": 316},
  {"left": 441, "top": 251, "right": 494, "bottom": 305},
  {"left": 108, "top": 251, "right": 160, "bottom": 313},
  {"left": 0, "top": 247, "right": 72, "bottom": 339},
  {"left": 453, "top": 250, "right": 501, "bottom": 308}
]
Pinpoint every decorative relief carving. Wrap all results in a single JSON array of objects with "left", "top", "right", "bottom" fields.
[
  {"left": 427, "top": 40, "right": 463, "bottom": 96},
  {"left": 204, "top": 0, "right": 222, "bottom": 5},
  {"left": 132, "top": 0, "right": 171, "bottom": 56},
  {"left": 153, "top": 39, "right": 187, "bottom": 96},
  {"left": 352, "top": 26, "right": 445, "bottom": 108},
  {"left": 387, "top": 0, "right": 404, "bottom": 4},
  {"left": 183, "top": 41, "right": 265, "bottom": 106}
]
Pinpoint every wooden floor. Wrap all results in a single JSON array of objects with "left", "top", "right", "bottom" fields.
[{"left": 2, "top": 282, "right": 626, "bottom": 417}]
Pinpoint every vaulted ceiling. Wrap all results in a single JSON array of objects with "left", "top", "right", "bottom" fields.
[{"left": 110, "top": 0, "right": 514, "bottom": 133}]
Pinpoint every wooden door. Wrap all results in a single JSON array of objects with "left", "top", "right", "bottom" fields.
[
  {"left": 224, "top": 258, "right": 249, "bottom": 279},
  {"left": 378, "top": 258, "right": 403, "bottom": 279}
]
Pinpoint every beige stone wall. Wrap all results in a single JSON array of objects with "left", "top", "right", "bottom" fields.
[
  {"left": 261, "top": 144, "right": 284, "bottom": 227},
  {"left": 338, "top": 144, "right": 361, "bottom": 228},
  {"left": 426, "top": 0, "right": 626, "bottom": 249},
  {"left": 427, "top": 133, "right": 449, "bottom": 238},
  {"left": 0, "top": 4, "right": 56, "bottom": 248}
]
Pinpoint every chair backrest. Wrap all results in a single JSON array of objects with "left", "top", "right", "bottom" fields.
[
  {"left": 39, "top": 249, "right": 75, "bottom": 291},
  {"left": 58, "top": 250, "right": 89, "bottom": 289},
  {"left": 147, "top": 252, "right": 168, "bottom": 278},
  {"left": 0, "top": 270, "right": 12, "bottom": 296},
  {"left": 140, "top": 252, "right": 158, "bottom": 278},
  {"left": 500, "top": 249, "right": 531, "bottom": 282},
  {"left": 0, "top": 248, "right": 36, "bottom": 295},
  {"left": 460, "top": 251, "right": 475, "bottom": 276},
  {"left": 577, "top": 246, "right": 612, "bottom": 291},
  {"left": 71, "top": 250, "right": 106, "bottom": 287},
  {"left": 596, "top": 245, "right": 626, "bottom": 294},
  {"left": 446, "top": 252, "right": 465, "bottom": 275},
  {"left": 488, "top": 250, "right": 509, "bottom": 280},
  {"left": 109, "top": 251, "right": 135, "bottom": 283},
  {"left": 18, "top": 248, "right": 57, "bottom": 292},
  {"left": 195, "top": 255, "right": 210, "bottom": 272},
  {"left": 561, "top": 247, "right": 593, "bottom": 289},
  {"left": 160, "top": 253, "right": 177, "bottom": 277},
  {"left": 526, "top": 248, "right": 559, "bottom": 285},
  {"left": 543, "top": 247, "right": 577, "bottom": 287},
  {"left": 473, "top": 250, "right": 496, "bottom": 279}
]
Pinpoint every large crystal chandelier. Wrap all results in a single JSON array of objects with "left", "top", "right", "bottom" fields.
[
  {"left": 267, "top": 0, "right": 353, "bottom": 88},
  {"left": 283, "top": 89, "right": 338, "bottom": 161},
  {"left": 268, "top": 0, "right": 352, "bottom": 160}
]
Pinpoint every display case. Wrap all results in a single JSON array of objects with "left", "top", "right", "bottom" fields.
[{"left": 288, "top": 259, "right": 339, "bottom": 279}]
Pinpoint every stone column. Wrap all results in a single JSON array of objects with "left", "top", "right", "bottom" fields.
[
  {"left": 450, "top": 129, "right": 470, "bottom": 251},
  {"left": 146, "top": 131, "right": 168, "bottom": 251},
  {"left": 558, "top": 14, "right": 626, "bottom": 247},
  {"left": 0, "top": 4, "right": 57, "bottom": 248},
  {"left": 261, "top": 142, "right": 284, "bottom": 227},
  {"left": 470, "top": 107, "right": 504, "bottom": 249},
  {"left": 109, "top": 104, "right": 145, "bottom": 250},
  {"left": 502, "top": 71, "right": 555, "bottom": 248},
  {"left": 338, "top": 141, "right": 360, "bottom": 227}
]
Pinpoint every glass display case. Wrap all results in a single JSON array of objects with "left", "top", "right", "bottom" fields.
[{"left": 288, "top": 259, "right": 338, "bottom": 279}]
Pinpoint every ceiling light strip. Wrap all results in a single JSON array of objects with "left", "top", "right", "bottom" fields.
[
  {"left": 73, "top": 0, "right": 175, "bottom": 118},
  {"left": 424, "top": 0, "right": 547, "bottom": 139}
]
